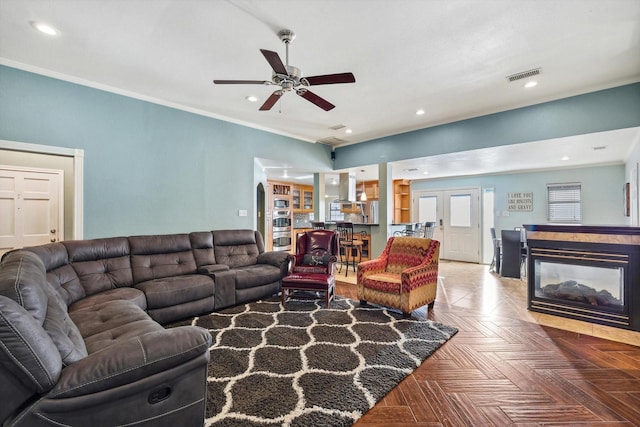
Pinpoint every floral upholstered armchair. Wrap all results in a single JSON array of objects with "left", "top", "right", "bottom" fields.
[{"left": 357, "top": 236, "right": 440, "bottom": 315}]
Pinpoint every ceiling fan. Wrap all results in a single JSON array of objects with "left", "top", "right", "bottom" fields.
[{"left": 213, "top": 29, "right": 355, "bottom": 111}]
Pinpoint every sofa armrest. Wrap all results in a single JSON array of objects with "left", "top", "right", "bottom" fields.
[
  {"left": 197, "top": 264, "right": 230, "bottom": 274},
  {"left": 257, "top": 251, "right": 291, "bottom": 270},
  {"left": 50, "top": 326, "right": 211, "bottom": 399}
]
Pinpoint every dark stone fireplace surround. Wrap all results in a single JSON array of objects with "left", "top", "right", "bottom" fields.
[{"left": 524, "top": 224, "right": 640, "bottom": 332}]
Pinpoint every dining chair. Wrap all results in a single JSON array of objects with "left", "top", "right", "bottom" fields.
[{"left": 335, "top": 222, "right": 364, "bottom": 276}]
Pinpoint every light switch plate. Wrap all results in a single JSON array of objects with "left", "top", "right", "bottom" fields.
[{"left": 238, "top": 209, "right": 248, "bottom": 217}]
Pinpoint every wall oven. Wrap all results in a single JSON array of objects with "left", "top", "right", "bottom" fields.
[
  {"left": 273, "top": 198, "right": 290, "bottom": 209},
  {"left": 272, "top": 231, "right": 292, "bottom": 252},
  {"left": 273, "top": 210, "right": 292, "bottom": 232}
]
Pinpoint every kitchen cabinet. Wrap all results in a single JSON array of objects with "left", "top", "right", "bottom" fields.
[
  {"left": 292, "top": 185, "right": 314, "bottom": 213},
  {"left": 364, "top": 180, "right": 379, "bottom": 200},
  {"left": 393, "top": 179, "right": 410, "bottom": 224},
  {"left": 340, "top": 203, "right": 361, "bottom": 214}
]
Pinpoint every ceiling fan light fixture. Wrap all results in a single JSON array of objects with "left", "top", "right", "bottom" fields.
[
  {"left": 245, "top": 95, "right": 259, "bottom": 102},
  {"left": 213, "top": 29, "right": 355, "bottom": 112}
]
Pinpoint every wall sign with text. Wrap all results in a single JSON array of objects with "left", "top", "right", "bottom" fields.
[{"left": 507, "top": 192, "right": 533, "bottom": 211}]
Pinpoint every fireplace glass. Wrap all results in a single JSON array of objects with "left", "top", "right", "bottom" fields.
[{"left": 534, "top": 260, "right": 623, "bottom": 310}]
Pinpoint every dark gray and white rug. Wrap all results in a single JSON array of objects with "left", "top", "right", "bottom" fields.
[{"left": 179, "top": 296, "right": 457, "bottom": 427}]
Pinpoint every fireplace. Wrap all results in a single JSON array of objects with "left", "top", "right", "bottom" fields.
[{"left": 525, "top": 225, "right": 640, "bottom": 331}]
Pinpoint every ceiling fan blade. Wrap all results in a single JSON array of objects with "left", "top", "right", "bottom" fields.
[
  {"left": 213, "top": 79, "right": 272, "bottom": 85},
  {"left": 304, "top": 72, "right": 356, "bottom": 85},
  {"left": 260, "top": 49, "right": 288, "bottom": 76},
  {"left": 296, "top": 89, "right": 335, "bottom": 111},
  {"left": 259, "top": 90, "right": 283, "bottom": 111}
]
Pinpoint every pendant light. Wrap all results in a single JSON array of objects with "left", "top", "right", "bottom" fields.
[{"left": 360, "top": 179, "right": 367, "bottom": 201}]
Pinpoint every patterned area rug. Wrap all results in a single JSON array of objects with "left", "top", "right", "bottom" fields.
[{"left": 175, "top": 296, "right": 457, "bottom": 427}]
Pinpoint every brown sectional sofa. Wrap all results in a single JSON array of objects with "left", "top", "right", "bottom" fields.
[{"left": 0, "top": 229, "right": 290, "bottom": 426}]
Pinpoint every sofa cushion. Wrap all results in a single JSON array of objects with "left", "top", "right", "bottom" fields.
[
  {"left": 212, "top": 229, "right": 260, "bottom": 268},
  {"left": 0, "top": 251, "right": 87, "bottom": 365},
  {"left": 69, "top": 300, "right": 162, "bottom": 354},
  {"left": 234, "top": 265, "right": 282, "bottom": 290},
  {"left": 64, "top": 238, "right": 133, "bottom": 295},
  {"left": 129, "top": 234, "right": 197, "bottom": 283},
  {"left": 0, "top": 296, "right": 62, "bottom": 393},
  {"left": 41, "top": 284, "right": 88, "bottom": 365},
  {"left": 361, "top": 272, "right": 402, "bottom": 293},
  {"left": 68, "top": 287, "right": 147, "bottom": 313},
  {"left": 190, "top": 231, "right": 216, "bottom": 267},
  {"left": 0, "top": 251, "right": 48, "bottom": 324},
  {"left": 386, "top": 237, "right": 434, "bottom": 274},
  {"left": 24, "top": 244, "right": 85, "bottom": 307},
  {"left": 135, "top": 275, "right": 214, "bottom": 309}
]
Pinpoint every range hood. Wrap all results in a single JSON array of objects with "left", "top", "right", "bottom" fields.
[{"left": 333, "top": 172, "right": 360, "bottom": 204}]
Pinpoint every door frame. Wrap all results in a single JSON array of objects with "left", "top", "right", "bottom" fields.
[{"left": 0, "top": 139, "right": 84, "bottom": 239}]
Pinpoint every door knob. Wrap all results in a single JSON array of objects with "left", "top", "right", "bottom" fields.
[{"left": 50, "top": 229, "right": 56, "bottom": 234}]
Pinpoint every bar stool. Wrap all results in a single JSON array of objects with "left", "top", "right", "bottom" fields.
[
  {"left": 311, "top": 221, "right": 325, "bottom": 229},
  {"left": 336, "top": 222, "right": 363, "bottom": 276}
]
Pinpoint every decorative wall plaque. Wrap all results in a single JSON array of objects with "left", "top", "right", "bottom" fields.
[{"left": 507, "top": 192, "right": 533, "bottom": 211}]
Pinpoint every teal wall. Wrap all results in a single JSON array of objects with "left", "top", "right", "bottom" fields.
[
  {"left": 0, "top": 65, "right": 332, "bottom": 238},
  {"left": 334, "top": 83, "right": 640, "bottom": 169},
  {"left": 411, "top": 164, "right": 626, "bottom": 233}
]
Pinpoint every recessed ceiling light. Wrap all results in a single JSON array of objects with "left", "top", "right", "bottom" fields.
[
  {"left": 423, "top": 171, "right": 429, "bottom": 175},
  {"left": 345, "top": 128, "right": 353, "bottom": 134},
  {"left": 416, "top": 109, "right": 425, "bottom": 116},
  {"left": 31, "top": 21, "right": 58, "bottom": 36},
  {"left": 524, "top": 81, "right": 538, "bottom": 88},
  {"left": 561, "top": 156, "right": 570, "bottom": 161},
  {"left": 245, "top": 95, "right": 259, "bottom": 103}
]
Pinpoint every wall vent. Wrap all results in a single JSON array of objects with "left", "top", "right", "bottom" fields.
[{"left": 506, "top": 67, "right": 542, "bottom": 82}]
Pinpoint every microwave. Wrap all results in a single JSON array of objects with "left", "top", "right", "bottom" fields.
[{"left": 274, "top": 198, "right": 290, "bottom": 209}]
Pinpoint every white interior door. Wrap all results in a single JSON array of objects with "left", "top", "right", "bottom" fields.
[
  {"left": 0, "top": 166, "right": 64, "bottom": 256},
  {"left": 414, "top": 187, "right": 480, "bottom": 263}
]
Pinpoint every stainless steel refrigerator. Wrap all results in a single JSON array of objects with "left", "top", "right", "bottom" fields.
[{"left": 363, "top": 201, "right": 379, "bottom": 224}]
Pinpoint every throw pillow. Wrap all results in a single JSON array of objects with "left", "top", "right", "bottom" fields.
[{"left": 302, "top": 253, "right": 331, "bottom": 266}]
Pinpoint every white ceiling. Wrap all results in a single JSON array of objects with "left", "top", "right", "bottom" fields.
[{"left": 1, "top": 0, "right": 640, "bottom": 185}]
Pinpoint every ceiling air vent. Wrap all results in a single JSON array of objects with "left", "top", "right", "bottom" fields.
[
  {"left": 506, "top": 67, "right": 542, "bottom": 82},
  {"left": 317, "top": 137, "right": 347, "bottom": 146},
  {"left": 328, "top": 124, "right": 347, "bottom": 131}
]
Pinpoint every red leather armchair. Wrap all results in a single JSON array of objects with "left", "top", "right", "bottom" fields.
[
  {"left": 290, "top": 229, "right": 339, "bottom": 275},
  {"left": 282, "top": 229, "right": 339, "bottom": 307}
]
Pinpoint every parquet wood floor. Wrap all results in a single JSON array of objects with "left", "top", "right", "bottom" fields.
[{"left": 336, "top": 261, "right": 640, "bottom": 426}]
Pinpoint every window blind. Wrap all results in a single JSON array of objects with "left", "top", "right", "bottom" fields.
[{"left": 547, "top": 183, "right": 581, "bottom": 222}]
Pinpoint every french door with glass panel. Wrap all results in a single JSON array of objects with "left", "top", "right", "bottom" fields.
[{"left": 413, "top": 187, "right": 480, "bottom": 262}]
